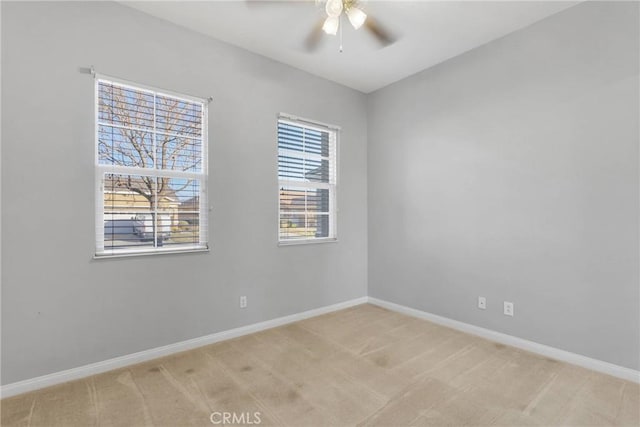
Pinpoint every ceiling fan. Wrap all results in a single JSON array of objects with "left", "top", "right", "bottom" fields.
[
  {"left": 247, "top": 0, "right": 396, "bottom": 52},
  {"left": 308, "top": 0, "right": 395, "bottom": 52}
]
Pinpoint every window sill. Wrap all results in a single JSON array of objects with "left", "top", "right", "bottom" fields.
[
  {"left": 278, "top": 238, "right": 338, "bottom": 247},
  {"left": 94, "top": 246, "right": 209, "bottom": 259}
]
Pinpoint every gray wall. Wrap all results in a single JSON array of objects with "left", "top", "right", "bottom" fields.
[
  {"left": 368, "top": 1, "right": 639, "bottom": 370},
  {"left": 1, "top": 1, "right": 368, "bottom": 384}
]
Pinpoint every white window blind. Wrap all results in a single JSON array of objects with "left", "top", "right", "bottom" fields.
[
  {"left": 278, "top": 115, "right": 338, "bottom": 244},
  {"left": 95, "top": 77, "right": 208, "bottom": 257}
]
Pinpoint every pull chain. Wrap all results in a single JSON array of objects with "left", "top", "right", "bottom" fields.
[{"left": 339, "top": 14, "right": 343, "bottom": 53}]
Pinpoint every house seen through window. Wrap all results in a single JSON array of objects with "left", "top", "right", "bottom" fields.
[
  {"left": 278, "top": 115, "right": 338, "bottom": 244},
  {"left": 95, "top": 77, "right": 208, "bottom": 257}
]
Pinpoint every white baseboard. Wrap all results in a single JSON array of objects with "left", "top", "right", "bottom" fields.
[
  {"left": 0, "top": 297, "right": 368, "bottom": 399},
  {"left": 368, "top": 297, "right": 640, "bottom": 384}
]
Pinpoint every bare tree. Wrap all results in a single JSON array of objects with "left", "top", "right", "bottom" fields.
[{"left": 98, "top": 84, "right": 202, "bottom": 241}]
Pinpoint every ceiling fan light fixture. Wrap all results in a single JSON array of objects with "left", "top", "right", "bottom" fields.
[
  {"left": 322, "top": 16, "right": 339, "bottom": 35},
  {"left": 346, "top": 7, "right": 367, "bottom": 30},
  {"left": 325, "top": 0, "right": 343, "bottom": 18}
]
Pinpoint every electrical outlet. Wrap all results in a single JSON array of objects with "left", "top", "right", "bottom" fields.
[
  {"left": 504, "top": 301, "right": 514, "bottom": 316},
  {"left": 240, "top": 296, "right": 247, "bottom": 309},
  {"left": 478, "top": 297, "right": 486, "bottom": 310}
]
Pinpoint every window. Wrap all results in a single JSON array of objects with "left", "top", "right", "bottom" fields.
[
  {"left": 95, "top": 77, "right": 208, "bottom": 257},
  {"left": 278, "top": 114, "right": 338, "bottom": 244}
]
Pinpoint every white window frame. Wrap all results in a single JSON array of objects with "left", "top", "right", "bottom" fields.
[
  {"left": 94, "top": 75, "right": 209, "bottom": 258},
  {"left": 277, "top": 113, "right": 339, "bottom": 246}
]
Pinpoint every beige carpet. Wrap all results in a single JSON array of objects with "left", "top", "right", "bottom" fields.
[{"left": 1, "top": 304, "right": 638, "bottom": 426}]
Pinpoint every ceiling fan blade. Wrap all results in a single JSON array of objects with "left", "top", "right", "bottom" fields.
[
  {"left": 245, "top": 0, "right": 317, "bottom": 7},
  {"left": 245, "top": 0, "right": 287, "bottom": 7},
  {"left": 364, "top": 17, "right": 396, "bottom": 47},
  {"left": 304, "top": 18, "right": 326, "bottom": 52}
]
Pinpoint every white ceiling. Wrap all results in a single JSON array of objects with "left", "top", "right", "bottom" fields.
[{"left": 122, "top": 1, "right": 578, "bottom": 93}]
